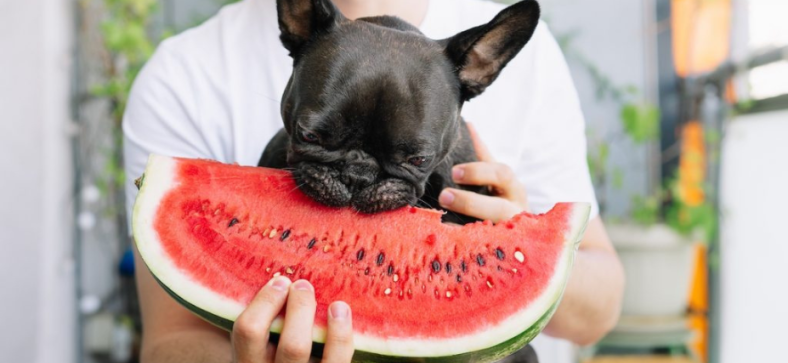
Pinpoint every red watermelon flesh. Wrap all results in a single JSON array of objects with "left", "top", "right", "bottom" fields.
[{"left": 132, "top": 155, "right": 590, "bottom": 361}]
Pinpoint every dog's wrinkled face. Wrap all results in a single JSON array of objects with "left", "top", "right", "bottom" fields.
[
  {"left": 282, "top": 25, "right": 462, "bottom": 213},
  {"left": 274, "top": 0, "right": 540, "bottom": 213}
]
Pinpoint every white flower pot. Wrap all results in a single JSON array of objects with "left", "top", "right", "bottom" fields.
[{"left": 607, "top": 223, "right": 696, "bottom": 317}]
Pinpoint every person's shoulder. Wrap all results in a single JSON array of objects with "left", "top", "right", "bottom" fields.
[
  {"left": 133, "top": 0, "right": 288, "bottom": 113},
  {"left": 153, "top": 0, "right": 277, "bottom": 66}
]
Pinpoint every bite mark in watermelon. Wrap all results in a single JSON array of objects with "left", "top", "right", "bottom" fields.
[{"left": 132, "top": 155, "right": 590, "bottom": 361}]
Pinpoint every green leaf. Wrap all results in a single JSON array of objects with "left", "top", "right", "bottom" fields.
[
  {"left": 101, "top": 20, "right": 124, "bottom": 51},
  {"left": 665, "top": 199, "right": 717, "bottom": 243},
  {"left": 631, "top": 194, "right": 660, "bottom": 225},
  {"left": 129, "top": 0, "right": 156, "bottom": 16},
  {"left": 621, "top": 103, "right": 660, "bottom": 143}
]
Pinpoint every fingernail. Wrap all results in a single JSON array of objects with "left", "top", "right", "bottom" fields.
[
  {"left": 270, "top": 276, "right": 291, "bottom": 291},
  {"left": 329, "top": 302, "right": 350, "bottom": 321},
  {"left": 452, "top": 167, "right": 464, "bottom": 181},
  {"left": 439, "top": 190, "right": 455, "bottom": 207},
  {"left": 293, "top": 279, "right": 313, "bottom": 291}
]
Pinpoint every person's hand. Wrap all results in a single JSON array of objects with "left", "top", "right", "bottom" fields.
[
  {"left": 439, "top": 123, "right": 529, "bottom": 223},
  {"left": 232, "top": 277, "right": 354, "bottom": 363}
]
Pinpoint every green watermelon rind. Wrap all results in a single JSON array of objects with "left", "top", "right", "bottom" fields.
[
  {"left": 153, "top": 273, "right": 565, "bottom": 363},
  {"left": 133, "top": 154, "right": 589, "bottom": 362}
]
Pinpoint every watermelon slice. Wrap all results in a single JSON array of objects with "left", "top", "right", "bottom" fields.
[{"left": 132, "top": 155, "right": 590, "bottom": 362}]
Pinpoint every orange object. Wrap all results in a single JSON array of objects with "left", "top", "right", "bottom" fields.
[
  {"left": 725, "top": 79, "right": 738, "bottom": 104},
  {"left": 677, "top": 122, "right": 706, "bottom": 207},
  {"left": 678, "top": 122, "right": 709, "bottom": 362},
  {"left": 688, "top": 244, "right": 708, "bottom": 312},
  {"left": 672, "top": 0, "right": 732, "bottom": 77},
  {"left": 687, "top": 244, "right": 708, "bottom": 362}
]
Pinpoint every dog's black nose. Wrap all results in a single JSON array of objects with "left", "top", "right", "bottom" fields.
[
  {"left": 340, "top": 150, "right": 378, "bottom": 192},
  {"left": 340, "top": 164, "right": 376, "bottom": 192}
]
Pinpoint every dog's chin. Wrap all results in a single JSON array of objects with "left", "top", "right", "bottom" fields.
[{"left": 293, "top": 164, "right": 418, "bottom": 213}]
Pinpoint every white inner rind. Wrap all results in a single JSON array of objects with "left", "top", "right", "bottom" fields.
[{"left": 133, "top": 154, "right": 591, "bottom": 357}]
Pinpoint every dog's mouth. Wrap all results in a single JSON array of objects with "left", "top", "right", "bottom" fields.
[
  {"left": 292, "top": 162, "right": 419, "bottom": 213},
  {"left": 292, "top": 163, "right": 352, "bottom": 207}
]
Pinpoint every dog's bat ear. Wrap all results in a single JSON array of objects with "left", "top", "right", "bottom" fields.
[
  {"left": 440, "top": 0, "right": 540, "bottom": 101},
  {"left": 277, "top": 0, "right": 345, "bottom": 57}
]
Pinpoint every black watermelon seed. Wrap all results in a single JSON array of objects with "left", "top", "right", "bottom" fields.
[
  {"left": 476, "top": 254, "right": 485, "bottom": 266},
  {"left": 445, "top": 263, "right": 452, "bottom": 274},
  {"left": 431, "top": 260, "right": 441, "bottom": 273},
  {"left": 376, "top": 253, "right": 385, "bottom": 266},
  {"left": 460, "top": 260, "right": 467, "bottom": 272},
  {"left": 364, "top": 267, "right": 370, "bottom": 275},
  {"left": 387, "top": 265, "right": 394, "bottom": 275},
  {"left": 357, "top": 249, "right": 365, "bottom": 261},
  {"left": 280, "top": 229, "right": 291, "bottom": 241},
  {"left": 495, "top": 248, "right": 505, "bottom": 260},
  {"left": 456, "top": 274, "right": 462, "bottom": 283},
  {"left": 228, "top": 218, "right": 239, "bottom": 228},
  {"left": 307, "top": 238, "right": 317, "bottom": 249}
]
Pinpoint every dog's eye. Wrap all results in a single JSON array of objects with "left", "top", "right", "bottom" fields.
[
  {"left": 301, "top": 131, "right": 320, "bottom": 144},
  {"left": 408, "top": 156, "right": 427, "bottom": 167}
]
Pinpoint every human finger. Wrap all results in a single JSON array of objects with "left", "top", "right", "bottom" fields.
[
  {"left": 275, "top": 280, "right": 318, "bottom": 363},
  {"left": 452, "top": 162, "right": 527, "bottom": 205},
  {"left": 232, "top": 276, "right": 292, "bottom": 363},
  {"left": 320, "top": 301, "right": 354, "bottom": 363},
  {"left": 439, "top": 188, "right": 522, "bottom": 223}
]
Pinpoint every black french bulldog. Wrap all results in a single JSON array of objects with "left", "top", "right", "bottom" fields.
[
  {"left": 260, "top": 0, "right": 543, "bottom": 361},
  {"left": 259, "top": 0, "right": 541, "bottom": 228}
]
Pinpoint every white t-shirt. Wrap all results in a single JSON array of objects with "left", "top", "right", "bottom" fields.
[{"left": 123, "top": 0, "right": 598, "bottom": 361}]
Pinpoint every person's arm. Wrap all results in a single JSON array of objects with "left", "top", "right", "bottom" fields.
[
  {"left": 440, "top": 126, "right": 624, "bottom": 346},
  {"left": 541, "top": 217, "right": 624, "bottom": 345},
  {"left": 132, "top": 244, "right": 234, "bottom": 362},
  {"left": 134, "top": 243, "right": 356, "bottom": 363}
]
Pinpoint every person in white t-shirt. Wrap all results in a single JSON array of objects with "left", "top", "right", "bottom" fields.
[{"left": 123, "top": 0, "right": 624, "bottom": 362}]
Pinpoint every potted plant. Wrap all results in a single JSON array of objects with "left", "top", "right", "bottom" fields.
[
  {"left": 586, "top": 93, "right": 716, "bottom": 317},
  {"left": 608, "top": 121, "right": 715, "bottom": 317}
]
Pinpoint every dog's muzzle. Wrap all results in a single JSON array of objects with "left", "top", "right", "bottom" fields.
[{"left": 293, "top": 162, "right": 418, "bottom": 213}]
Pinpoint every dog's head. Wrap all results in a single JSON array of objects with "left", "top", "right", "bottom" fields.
[{"left": 275, "top": 0, "right": 540, "bottom": 213}]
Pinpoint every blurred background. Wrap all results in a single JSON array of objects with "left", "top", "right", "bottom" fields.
[{"left": 1, "top": 0, "right": 786, "bottom": 362}]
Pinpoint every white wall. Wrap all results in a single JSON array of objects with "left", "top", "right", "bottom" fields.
[
  {"left": 720, "top": 110, "right": 788, "bottom": 363},
  {"left": 0, "top": 0, "right": 75, "bottom": 362}
]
